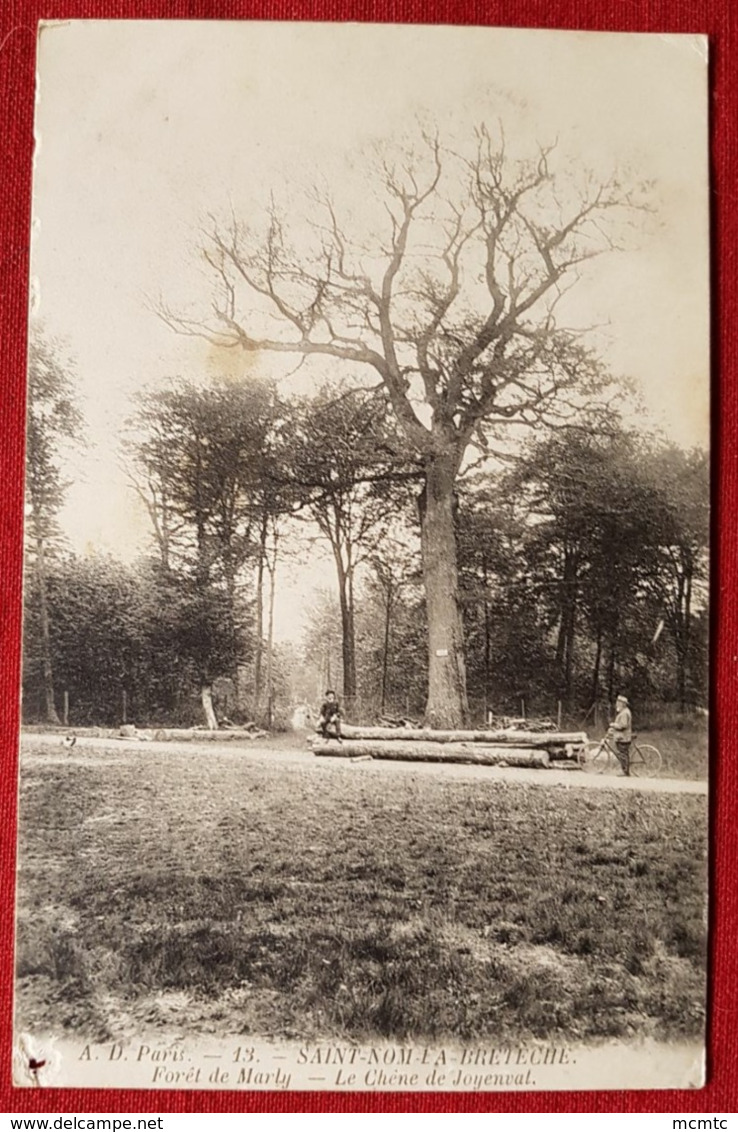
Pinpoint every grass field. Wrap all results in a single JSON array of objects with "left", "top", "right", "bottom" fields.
[{"left": 15, "top": 740, "right": 707, "bottom": 1046}]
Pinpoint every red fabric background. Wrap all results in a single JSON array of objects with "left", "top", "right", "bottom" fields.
[{"left": 0, "top": 0, "right": 733, "bottom": 1115}]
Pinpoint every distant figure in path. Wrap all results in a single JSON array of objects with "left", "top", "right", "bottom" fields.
[
  {"left": 317, "top": 689, "right": 342, "bottom": 742},
  {"left": 291, "top": 702, "right": 311, "bottom": 731},
  {"left": 608, "top": 694, "right": 633, "bottom": 776}
]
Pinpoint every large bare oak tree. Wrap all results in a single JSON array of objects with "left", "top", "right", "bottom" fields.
[{"left": 161, "top": 127, "right": 645, "bottom": 727}]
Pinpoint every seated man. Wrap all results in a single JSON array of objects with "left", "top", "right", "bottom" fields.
[
  {"left": 316, "top": 689, "right": 342, "bottom": 742},
  {"left": 608, "top": 694, "right": 632, "bottom": 776}
]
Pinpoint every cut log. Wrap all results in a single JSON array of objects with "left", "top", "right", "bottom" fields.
[
  {"left": 312, "top": 741, "right": 549, "bottom": 767},
  {"left": 340, "top": 725, "right": 585, "bottom": 747},
  {"left": 20, "top": 725, "right": 271, "bottom": 743},
  {"left": 148, "top": 728, "right": 269, "bottom": 742}
]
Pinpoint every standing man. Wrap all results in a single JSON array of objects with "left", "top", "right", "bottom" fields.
[
  {"left": 608, "top": 694, "right": 632, "bottom": 776},
  {"left": 316, "top": 689, "right": 342, "bottom": 742}
]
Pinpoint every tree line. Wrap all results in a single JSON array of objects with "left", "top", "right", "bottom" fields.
[
  {"left": 23, "top": 123, "right": 708, "bottom": 730},
  {"left": 23, "top": 336, "right": 707, "bottom": 729}
]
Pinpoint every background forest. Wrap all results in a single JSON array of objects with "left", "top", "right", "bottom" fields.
[{"left": 22, "top": 333, "right": 708, "bottom": 732}]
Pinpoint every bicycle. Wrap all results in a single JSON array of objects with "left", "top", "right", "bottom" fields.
[{"left": 576, "top": 733, "right": 662, "bottom": 777}]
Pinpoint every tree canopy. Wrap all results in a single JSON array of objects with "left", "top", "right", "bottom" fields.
[{"left": 159, "top": 126, "right": 650, "bottom": 726}]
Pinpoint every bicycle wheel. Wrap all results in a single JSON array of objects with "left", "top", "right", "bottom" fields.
[
  {"left": 628, "top": 743, "right": 662, "bottom": 777},
  {"left": 577, "top": 740, "right": 618, "bottom": 774}
]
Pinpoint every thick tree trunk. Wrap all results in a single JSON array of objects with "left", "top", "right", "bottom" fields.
[
  {"left": 674, "top": 559, "right": 692, "bottom": 713},
  {"left": 222, "top": 556, "right": 240, "bottom": 690},
  {"left": 264, "top": 538, "right": 277, "bottom": 730},
  {"left": 313, "top": 741, "right": 549, "bottom": 767},
  {"left": 381, "top": 584, "right": 392, "bottom": 714},
  {"left": 339, "top": 725, "right": 586, "bottom": 745},
  {"left": 482, "top": 553, "right": 491, "bottom": 721},
  {"left": 35, "top": 537, "right": 60, "bottom": 725},
  {"left": 590, "top": 625, "right": 603, "bottom": 705},
  {"left": 563, "top": 603, "right": 575, "bottom": 708},
  {"left": 253, "top": 510, "right": 268, "bottom": 710},
  {"left": 606, "top": 632, "right": 617, "bottom": 704},
  {"left": 333, "top": 550, "right": 357, "bottom": 701},
  {"left": 557, "top": 548, "right": 577, "bottom": 708},
  {"left": 418, "top": 455, "right": 468, "bottom": 729},
  {"left": 347, "top": 560, "right": 357, "bottom": 707},
  {"left": 682, "top": 567, "right": 692, "bottom": 712},
  {"left": 483, "top": 602, "right": 491, "bottom": 721},
  {"left": 201, "top": 685, "right": 218, "bottom": 730},
  {"left": 555, "top": 611, "right": 566, "bottom": 669}
]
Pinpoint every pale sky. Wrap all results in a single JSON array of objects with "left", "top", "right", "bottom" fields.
[{"left": 30, "top": 22, "right": 710, "bottom": 640}]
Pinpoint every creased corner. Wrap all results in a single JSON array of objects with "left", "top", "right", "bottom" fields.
[
  {"left": 684, "top": 1047, "right": 707, "bottom": 1090},
  {"left": 13, "top": 1034, "right": 63, "bottom": 1089},
  {"left": 656, "top": 33, "right": 708, "bottom": 65}
]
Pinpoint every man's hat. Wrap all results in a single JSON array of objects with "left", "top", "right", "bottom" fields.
[{"left": 616, "top": 694, "right": 629, "bottom": 704}]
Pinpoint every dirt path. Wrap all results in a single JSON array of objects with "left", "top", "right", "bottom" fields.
[{"left": 20, "top": 732, "right": 707, "bottom": 795}]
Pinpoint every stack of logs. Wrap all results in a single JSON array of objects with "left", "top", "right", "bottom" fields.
[{"left": 311, "top": 725, "right": 587, "bottom": 768}]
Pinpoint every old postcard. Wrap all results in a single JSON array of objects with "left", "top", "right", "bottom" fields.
[{"left": 15, "top": 21, "right": 709, "bottom": 1092}]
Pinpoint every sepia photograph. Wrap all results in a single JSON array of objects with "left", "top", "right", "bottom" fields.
[{"left": 14, "top": 21, "right": 709, "bottom": 1092}]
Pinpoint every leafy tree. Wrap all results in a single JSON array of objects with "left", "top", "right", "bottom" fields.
[
  {"left": 23, "top": 332, "right": 83, "bottom": 724},
  {"left": 478, "top": 430, "right": 709, "bottom": 716},
  {"left": 162, "top": 126, "right": 645, "bottom": 725},
  {"left": 43, "top": 555, "right": 145, "bottom": 725},
  {"left": 504, "top": 431, "right": 645, "bottom": 707},
  {"left": 130, "top": 377, "right": 278, "bottom": 584},
  {"left": 23, "top": 552, "right": 252, "bottom": 728},
  {"left": 286, "top": 386, "right": 418, "bottom": 703},
  {"left": 638, "top": 446, "right": 709, "bottom": 710},
  {"left": 25, "top": 555, "right": 148, "bottom": 725},
  {"left": 457, "top": 482, "right": 552, "bottom": 718},
  {"left": 128, "top": 377, "right": 280, "bottom": 725}
]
